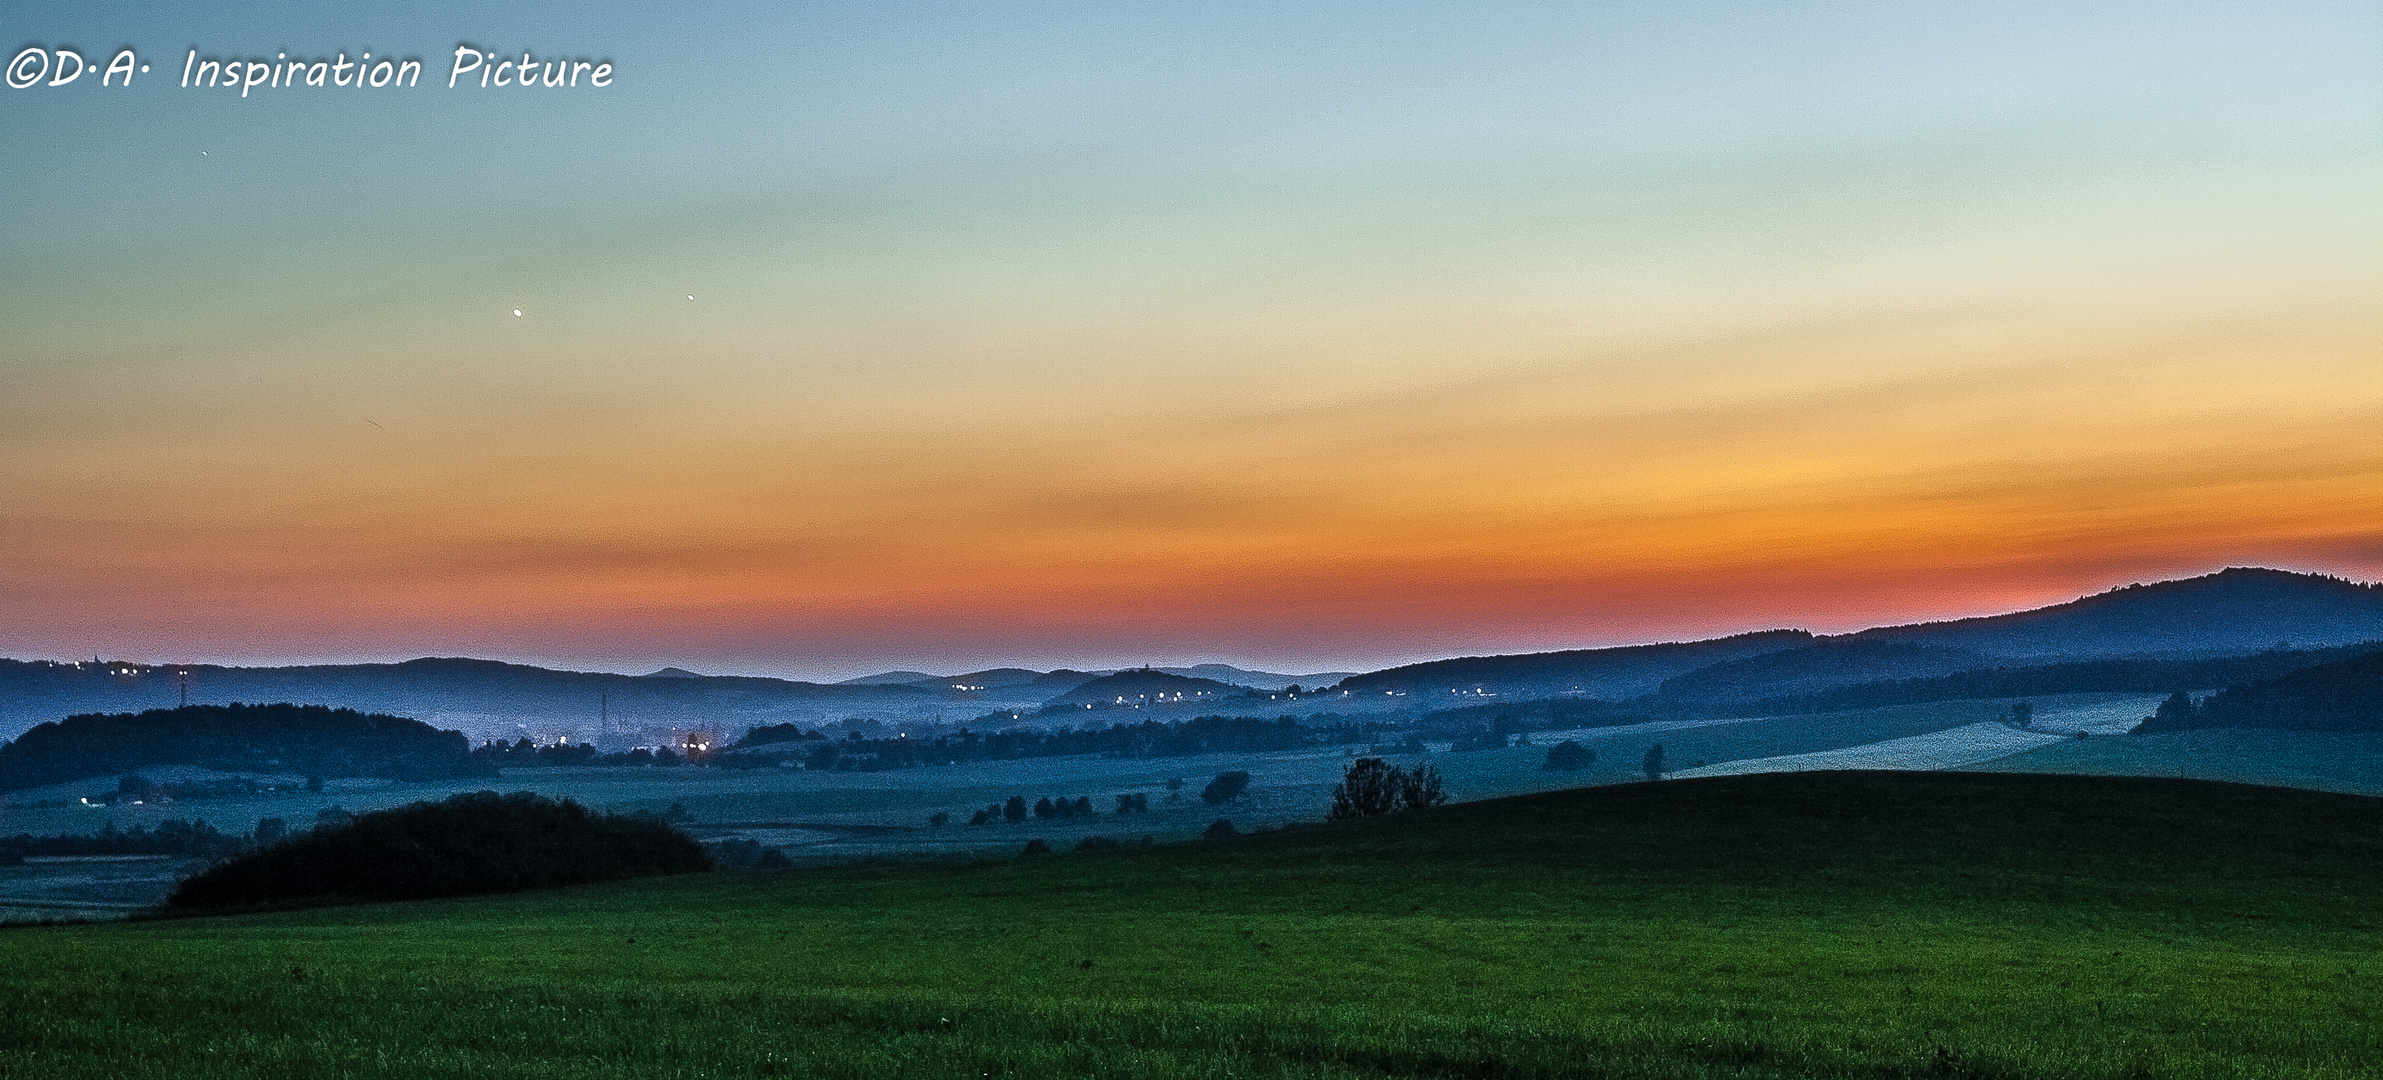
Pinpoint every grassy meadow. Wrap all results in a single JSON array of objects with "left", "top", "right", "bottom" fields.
[{"left": 3, "top": 770, "right": 2377, "bottom": 1079}]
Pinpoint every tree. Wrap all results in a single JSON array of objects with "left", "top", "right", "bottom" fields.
[
  {"left": 1033, "top": 797, "right": 1057, "bottom": 820},
  {"left": 1329, "top": 758, "right": 1402, "bottom": 819},
  {"left": 1542, "top": 740, "right": 1594, "bottom": 771},
  {"left": 1398, "top": 764, "right": 1446, "bottom": 809},
  {"left": 1019, "top": 838, "right": 1052, "bottom": 856},
  {"left": 254, "top": 817, "right": 288, "bottom": 844},
  {"left": 968, "top": 809, "right": 991, "bottom": 826},
  {"left": 2009, "top": 701, "right": 2035, "bottom": 728},
  {"left": 928, "top": 811, "right": 948, "bottom": 828},
  {"left": 1642, "top": 743, "right": 1666, "bottom": 781},
  {"left": 1202, "top": 818, "right": 1239, "bottom": 839},
  {"left": 1329, "top": 758, "right": 1446, "bottom": 820},
  {"left": 1074, "top": 796, "right": 1093, "bottom": 816},
  {"left": 1004, "top": 796, "right": 1028, "bottom": 823},
  {"left": 1200, "top": 771, "right": 1252, "bottom": 805}
]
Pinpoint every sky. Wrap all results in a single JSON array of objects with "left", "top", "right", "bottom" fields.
[{"left": 2, "top": 0, "right": 2376, "bottom": 680}]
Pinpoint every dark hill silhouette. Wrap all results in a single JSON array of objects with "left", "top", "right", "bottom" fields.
[
  {"left": 942, "top": 668, "right": 1053, "bottom": 689},
  {"left": 0, "top": 703, "right": 490, "bottom": 792},
  {"left": 1333, "top": 629, "right": 1815, "bottom": 701},
  {"left": 1024, "top": 669, "right": 1103, "bottom": 695},
  {"left": 1040, "top": 669, "right": 1251, "bottom": 712},
  {"left": 1654, "top": 639, "right": 1996, "bottom": 706},
  {"left": 1335, "top": 568, "right": 2379, "bottom": 707},
  {"left": 1849, "top": 568, "right": 2383, "bottom": 658},
  {"left": 837, "top": 670, "right": 942, "bottom": 685}
]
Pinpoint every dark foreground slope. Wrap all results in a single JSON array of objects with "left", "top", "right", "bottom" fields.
[{"left": 3, "top": 772, "right": 2376, "bottom": 1080}]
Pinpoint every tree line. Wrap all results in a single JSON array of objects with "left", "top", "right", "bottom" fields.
[
  {"left": 2130, "top": 650, "right": 2383, "bottom": 734},
  {"left": 725, "top": 716, "right": 1404, "bottom": 771},
  {"left": 0, "top": 703, "right": 491, "bottom": 792}
]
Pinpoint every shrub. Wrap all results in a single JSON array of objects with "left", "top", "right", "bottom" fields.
[
  {"left": 1542, "top": 740, "right": 1594, "bottom": 771},
  {"left": 1020, "top": 838, "right": 1052, "bottom": 857},
  {"left": 1329, "top": 758, "right": 1402, "bottom": 819},
  {"left": 1202, "top": 818, "right": 1239, "bottom": 839},
  {"left": 1399, "top": 764, "right": 1446, "bottom": 809},
  {"left": 710, "top": 838, "right": 766, "bottom": 868},
  {"left": 1201, "top": 771, "right": 1252, "bottom": 805},
  {"left": 1329, "top": 759, "right": 1448, "bottom": 820},
  {"left": 1642, "top": 743, "right": 1667, "bottom": 780},
  {"left": 163, "top": 790, "right": 710, "bottom": 911}
]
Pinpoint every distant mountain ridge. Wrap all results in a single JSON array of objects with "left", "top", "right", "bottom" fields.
[
  {"left": 1325, "top": 568, "right": 2383, "bottom": 706},
  {"left": 839, "top": 664, "right": 1354, "bottom": 693},
  {"left": 2, "top": 567, "right": 2373, "bottom": 741},
  {"left": 1334, "top": 630, "right": 1818, "bottom": 702},
  {"left": 0, "top": 657, "right": 950, "bottom": 746}
]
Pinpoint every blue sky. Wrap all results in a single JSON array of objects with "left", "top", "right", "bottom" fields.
[{"left": 3, "top": 0, "right": 2377, "bottom": 677}]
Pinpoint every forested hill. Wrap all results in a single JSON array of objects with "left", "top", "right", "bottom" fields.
[
  {"left": 0, "top": 703, "right": 490, "bottom": 792},
  {"left": 1737, "top": 641, "right": 2383, "bottom": 717},
  {"left": 2132, "top": 650, "right": 2383, "bottom": 734}
]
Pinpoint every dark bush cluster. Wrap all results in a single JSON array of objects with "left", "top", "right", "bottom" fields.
[
  {"left": 162, "top": 790, "right": 710, "bottom": 910},
  {"left": 966, "top": 791, "right": 1143, "bottom": 824},
  {"left": 1541, "top": 740, "right": 1595, "bottom": 771},
  {"left": 708, "top": 837, "right": 791, "bottom": 869},
  {"left": 1326, "top": 758, "right": 1447, "bottom": 820},
  {"left": 1199, "top": 771, "right": 1252, "bottom": 805}
]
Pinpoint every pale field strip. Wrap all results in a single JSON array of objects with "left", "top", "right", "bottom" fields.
[
  {"left": 1663, "top": 722, "right": 2067, "bottom": 778},
  {"left": 1531, "top": 716, "right": 1764, "bottom": 745}
]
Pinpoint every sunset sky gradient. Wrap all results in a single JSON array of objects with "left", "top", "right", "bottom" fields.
[{"left": 3, "top": 1, "right": 2377, "bottom": 679}]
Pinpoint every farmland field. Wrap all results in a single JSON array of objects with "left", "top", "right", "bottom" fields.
[
  {"left": 1973, "top": 728, "right": 2383, "bottom": 796},
  {"left": 0, "top": 770, "right": 2375, "bottom": 1079}
]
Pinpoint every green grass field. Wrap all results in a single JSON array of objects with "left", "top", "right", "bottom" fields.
[{"left": 3, "top": 771, "right": 2377, "bottom": 1079}]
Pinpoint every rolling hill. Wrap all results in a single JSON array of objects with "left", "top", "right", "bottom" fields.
[{"left": 3, "top": 770, "right": 2374, "bottom": 1079}]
